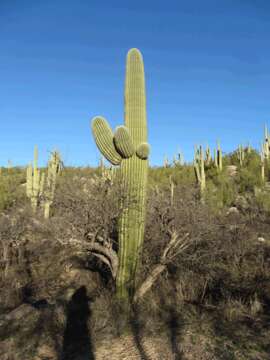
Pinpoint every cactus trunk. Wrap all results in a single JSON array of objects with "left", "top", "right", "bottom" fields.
[{"left": 116, "top": 50, "right": 148, "bottom": 300}]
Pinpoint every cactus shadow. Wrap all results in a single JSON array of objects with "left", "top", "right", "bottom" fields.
[{"left": 61, "top": 286, "right": 95, "bottom": 360}]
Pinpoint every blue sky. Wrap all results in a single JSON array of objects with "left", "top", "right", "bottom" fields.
[{"left": 0, "top": 0, "right": 269, "bottom": 167}]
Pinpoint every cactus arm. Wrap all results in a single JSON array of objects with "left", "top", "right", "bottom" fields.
[
  {"left": 113, "top": 126, "right": 135, "bottom": 158},
  {"left": 92, "top": 117, "right": 122, "bottom": 165},
  {"left": 136, "top": 142, "right": 150, "bottom": 160}
]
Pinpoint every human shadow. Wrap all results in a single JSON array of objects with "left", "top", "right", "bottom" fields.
[
  {"left": 167, "top": 304, "right": 184, "bottom": 360},
  {"left": 61, "top": 286, "right": 95, "bottom": 360},
  {"left": 130, "top": 304, "right": 151, "bottom": 360},
  {"left": 158, "top": 279, "right": 185, "bottom": 360}
]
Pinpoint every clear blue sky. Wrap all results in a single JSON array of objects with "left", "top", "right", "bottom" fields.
[{"left": 1, "top": 0, "right": 269, "bottom": 167}]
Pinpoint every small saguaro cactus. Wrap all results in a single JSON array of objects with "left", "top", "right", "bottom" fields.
[
  {"left": 43, "top": 151, "right": 62, "bottom": 219},
  {"left": 91, "top": 48, "right": 150, "bottom": 302},
  {"left": 237, "top": 144, "right": 245, "bottom": 167},
  {"left": 164, "top": 156, "right": 170, "bottom": 168},
  {"left": 26, "top": 145, "right": 45, "bottom": 212},
  {"left": 260, "top": 143, "right": 265, "bottom": 182},
  {"left": 205, "top": 145, "right": 212, "bottom": 165},
  {"left": 173, "top": 149, "right": 184, "bottom": 167},
  {"left": 263, "top": 124, "right": 270, "bottom": 160},
  {"left": 194, "top": 145, "right": 206, "bottom": 195},
  {"left": 217, "top": 140, "right": 222, "bottom": 171},
  {"left": 7, "top": 160, "right": 12, "bottom": 172}
]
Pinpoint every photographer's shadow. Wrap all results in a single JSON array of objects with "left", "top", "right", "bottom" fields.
[{"left": 62, "top": 286, "right": 95, "bottom": 360}]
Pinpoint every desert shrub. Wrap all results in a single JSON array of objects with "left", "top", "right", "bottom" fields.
[
  {"left": 136, "top": 179, "right": 270, "bottom": 332},
  {"left": 254, "top": 188, "right": 270, "bottom": 214},
  {"left": 148, "top": 165, "right": 195, "bottom": 189},
  {"left": 0, "top": 168, "right": 26, "bottom": 212}
]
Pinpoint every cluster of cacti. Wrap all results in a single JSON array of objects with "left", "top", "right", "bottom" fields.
[
  {"left": 26, "top": 147, "right": 62, "bottom": 218},
  {"left": 237, "top": 144, "right": 245, "bottom": 167},
  {"left": 91, "top": 48, "right": 150, "bottom": 302},
  {"left": 44, "top": 151, "right": 62, "bottom": 219},
  {"left": 194, "top": 145, "right": 206, "bottom": 195},
  {"left": 26, "top": 146, "right": 45, "bottom": 212}
]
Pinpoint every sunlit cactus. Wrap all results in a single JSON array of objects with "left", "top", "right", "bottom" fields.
[
  {"left": 26, "top": 145, "right": 44, "bottom": 212},
  {"left": 163, "top": 156, "right": 169, "bottom": 168},
  {"left": 205, "top": 145, "right": 211, "bottom": 165},
  {"left": 260, "top": 143, "right": 265, "bottom": 182},
  {"left": 217, "top": 140, "right": 222, "bottom": 171},
  {"left": 237, "top": 144, "right": 245, "bottom": 167},
  {"left": 44, "top": 150, "right": 62, "bottom": 219},
  {"left": 91, "top": 48, "right": 150, "bottom": 303},
  {"left": 194, "top": 145, "right": 206, "bottom": 195}
]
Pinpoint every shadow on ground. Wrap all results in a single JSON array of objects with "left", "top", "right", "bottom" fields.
[{"left": 61, "top": 286, "right": 95, "bottom": 360}]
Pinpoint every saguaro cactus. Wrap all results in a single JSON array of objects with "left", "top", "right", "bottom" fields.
[
  {"left": 91, "top": 48, "right": 150, "bottom": 302},
  {"left": 217, "top": 140, "right": 223, "bottom": 171},
  {"left": 194, "top": 145, "right": 206, "bottom": 195},
  {"left": 26, "top": 146, "right": 44, "bottom": 212},
  {"left": 260, "top": 143, "right": 265, "bottom": 182},
  {"left": 44, "top": 151, "right": 62, "bottom": 219},
  {"left": 237, "top": 144, "right": 245, "bottom": 167},
  {"left": 205, "top": 145, "right": 211, "bottom": 165}
]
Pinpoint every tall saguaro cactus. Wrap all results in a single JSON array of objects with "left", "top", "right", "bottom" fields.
[{"left": 91, "top": 49, "right": 150, "bottom": 302}]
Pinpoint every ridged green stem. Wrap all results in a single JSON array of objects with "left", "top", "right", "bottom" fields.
[{"left": 91, "top": 49, "right": 149, "bottom": 304}]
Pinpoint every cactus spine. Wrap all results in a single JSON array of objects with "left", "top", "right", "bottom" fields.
[
  {"left": 26, "top": 146, "right": 44, "bottom": 212},
  {"left": 91, "top": 49, "right": 149, "bottom": 302}
]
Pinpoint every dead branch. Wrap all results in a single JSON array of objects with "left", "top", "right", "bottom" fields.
[
  {"left": 57, "top": 236, "right": 118, "bottom": 279},
  {"left": 133, "top": 232, "right": 190, "bottom": 304}
]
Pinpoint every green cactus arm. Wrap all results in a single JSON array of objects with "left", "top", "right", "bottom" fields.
[
  {"left": 113, "top": 126, "right": 135, "bottom": 158},
  {"left": 136, "top": 142, "right": 150, "bottom": 160},
  {"left": 91, "top": 116, "right": 122, "bottom": 165}
]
